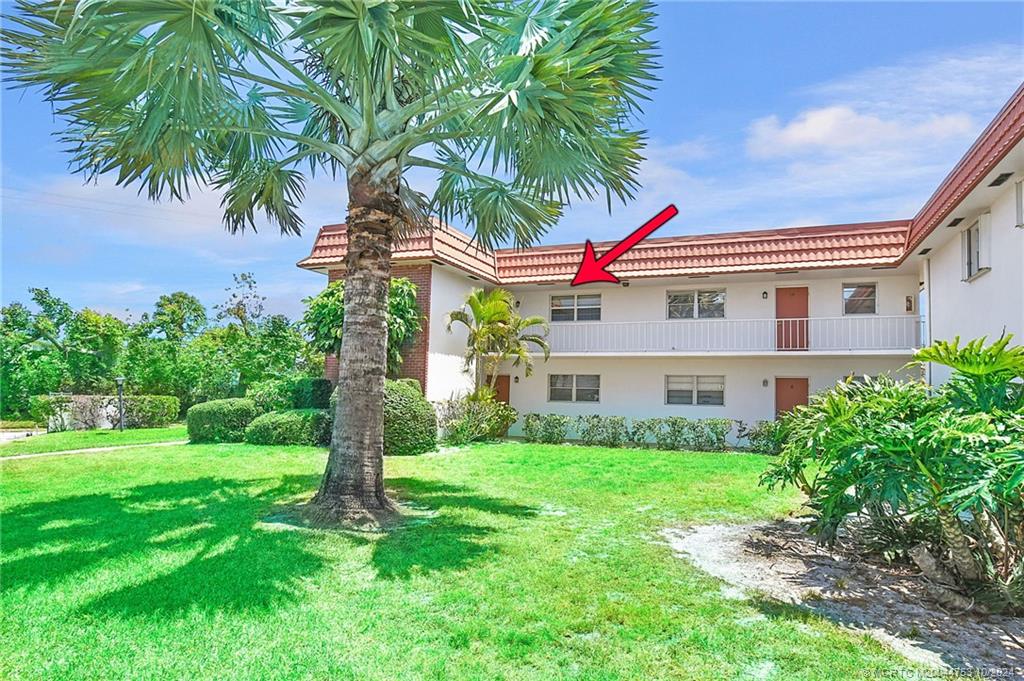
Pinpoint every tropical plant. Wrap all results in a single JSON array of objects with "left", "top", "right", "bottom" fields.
[
  {"left": 762, "top": 338, "right": 1024, "bottom": 614},
  {"left": 5, "top": 0, "right": 657, "bottom": 518},
  {"left": 447, "top": 288, "right": 550, "bottom": 390},
  {"left": 302, "top": 278, "right": 421, "bottom": 377}
]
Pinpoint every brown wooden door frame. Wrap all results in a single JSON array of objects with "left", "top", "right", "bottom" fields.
[
  {"left": 775, "top": 286, "right": 809, "bottom": 351},
  {"left": 774, "top": 376, "right": 810, "bottom": 416}
]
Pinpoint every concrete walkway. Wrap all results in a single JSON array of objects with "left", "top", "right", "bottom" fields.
[{"left": 0, "top": 440, "right": 189, "bottom": 462}]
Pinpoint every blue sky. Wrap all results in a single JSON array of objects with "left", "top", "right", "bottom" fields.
[{"left": 3, "top": 2, "right": 1023, "bottom": 320}]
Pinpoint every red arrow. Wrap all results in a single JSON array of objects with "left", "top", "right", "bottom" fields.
[{"left": 571, "top": 204, "right": 679, "bottom": 286}]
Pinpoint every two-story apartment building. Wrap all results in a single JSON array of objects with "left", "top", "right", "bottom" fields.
[{"left": 298, "top": 83, "right": 1024, "bottom": 433}]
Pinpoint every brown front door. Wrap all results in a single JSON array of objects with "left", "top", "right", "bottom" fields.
[
  {"left": 775, "top": 287, "right": 809, "bottom": 350},
  {"left": 493, "top": 375, "right": 511, "bottom": 404},
  {"left": 775, "top": 377, "right": 809, "bottom": 416}
]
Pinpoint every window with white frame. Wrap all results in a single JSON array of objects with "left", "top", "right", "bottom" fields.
[
  {"left": 842, "top": 283, "right": 877, "bottom": 315},
  {"left": 666, "top": 289, "right": 726, "bottom": 319},
  {"left": 963, "top": 219, "right": 987, "bottom": 280},
  {"left": 550, "top": 294, "right": 601, "bottom": 322},
  {"left": 665, "top": 375, "right": 725, "bottom": 406},
  {"left": 548, "top": 374, "right": 600, "bottom": 402}
]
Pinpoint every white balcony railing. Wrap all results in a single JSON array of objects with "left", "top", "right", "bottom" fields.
[{"left": 544, "top": 316, "right": 922, "bottom": 354}]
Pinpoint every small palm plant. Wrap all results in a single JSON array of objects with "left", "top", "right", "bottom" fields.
[
  {"left": 4, "top": 0, "right": 658, "bottom": 519},
  {"left": 447, "top": 288, "right": 549, "bottom": 391}
]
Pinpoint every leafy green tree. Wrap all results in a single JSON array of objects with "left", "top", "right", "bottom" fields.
[
  {"left": 1, "top": 302, "right": 65, "bottom": 416},
  {"left": 303, "top": 278, "right": 421, "bottom": 378},
  {"left": 152, "top": 292, "right": 208, "bottom": 343},
  {"left": 6, "top": 0, "right": 658, "bottom": 518}
]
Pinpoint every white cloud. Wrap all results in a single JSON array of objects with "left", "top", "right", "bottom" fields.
[
  {"left": 546, "top": 42, "right": 1023, "bottom": 243},
  {"left": 746, "top": 106, "right": 972, "bottom": 159}
]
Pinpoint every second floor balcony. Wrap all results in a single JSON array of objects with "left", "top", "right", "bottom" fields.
[{"left": 542, "top": 315, "right": 922, "bottom": 355}]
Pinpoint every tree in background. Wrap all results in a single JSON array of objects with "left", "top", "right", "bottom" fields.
[
  {"left": 447, "top": 288, "right": 549, "bottom": 390},
  {"left": 6, "top": 0, "right": 658, "bottom": 519},
  {"left": 152, "top": 292, "right": 208, "bottom": 343},
  {"left": 1, "top": 278, "right": 317, "bottom": 417},
  {"left": 303, "top": 279, "right": 421, "bottom": 379},
  {"left": 215, "top": 273, "right": 265, "bottom": 337}
]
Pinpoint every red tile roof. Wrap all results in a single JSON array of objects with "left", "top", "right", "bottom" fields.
[
  {"left": 298, "top": 219, "right": 499, "bottom": 283},
  {"left": 300, "top": 219, "right": 911, "bottom": 284},
  {"left": 493, "top": 221, "right": 910, "bottom": 283},
  {"left": 904, "top": 82, "right": 1024, "bottom": 256}
]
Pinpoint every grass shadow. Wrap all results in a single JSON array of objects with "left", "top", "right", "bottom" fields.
[
  {"left": 366, "top": 478, "right": 536, "bottom": 580},
  {"left": 2, "top": 474, "right": 324, "bottom": 616}
]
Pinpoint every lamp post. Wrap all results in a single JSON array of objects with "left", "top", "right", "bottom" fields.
[{"left": 115, "top": 377, "right": 126, "bottom": 431}]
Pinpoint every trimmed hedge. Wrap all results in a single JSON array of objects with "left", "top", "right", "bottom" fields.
[
  {"left": 122, "top": 395, "right": 180, "bottom": 429},
  {"left": 244, "top": 409, "right": 332, "bottom": 446},
  {"left": 523, "top": 413, "right": 571, "bottom": 444},
  {"left": 245, "top": 376, "right": 333, "bottom": 413},
  {"left": 522, "top": 413, "right": 736, "bottom": 451},
  {"left": 383, "top": 379, "right": 437, "bottom": 456},
  {"left": 29, "top": 393, "right": 179, "bottom": 431},
  {"left": 291, "top": 377, "right": 332, "bottom": 409},
  {"left": 246, "top": 379, "right": 294, "bottom": 414},
  {"left": 186, "top": 398, "right": 258, "bottom": 443}
]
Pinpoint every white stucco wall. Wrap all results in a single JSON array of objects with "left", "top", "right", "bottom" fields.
[
  {"left": 923, "top": 182, "right": 1024, "bottom": 383},
  {"left": 509, "top": 273, "right": 919, "bottom": 324},
  {"left": 500, "top": 355, "right": 917, "bottom": 439},
  {"left": 426, "top": 265, "right": 479, "bottom": 401}
]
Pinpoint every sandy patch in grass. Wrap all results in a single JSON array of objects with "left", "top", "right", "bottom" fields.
[{"left": 663, "top": 520, "right": 1023, "bottom": 678}]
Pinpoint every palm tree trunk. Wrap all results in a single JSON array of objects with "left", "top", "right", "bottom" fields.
[{"left": 311, "top": 169, "right": 401, "bottom": 521}]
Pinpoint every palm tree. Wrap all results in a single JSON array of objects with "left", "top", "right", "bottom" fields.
[
  {"left": 447, "top": 288, "right": 549, "bottom": 390},
  {"left": 490, "top": 311, "right": 550, "bottom": 389},
  {"left": 5, "top": 0, "right": 657, "bottom": 520}
]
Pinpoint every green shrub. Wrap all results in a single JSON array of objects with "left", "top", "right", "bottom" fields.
[
  {"left": 437, "top": 396, "right": 518, "bottom": 446},
  {"left": 627, "top": 418, "right": 658, "bottom": 448},
  {"left": 538, "top": 414, "right": 570, "bottom": 444},
  {"left": 122, "top": 395, "right": 180, "bottom": 428},
  {"left": 244, "top": 409, "right": 332, "bottom": 446},
  {"left": 762, "top": 336, "right": 1024, "bottom": 613},
  {"left": 28, "top": 394, "right": 72, "bottom": 432},
  {"left": 396, "top": 378, "right": 422, "bottom": 393},
  {"left": 186, "top": 398, "right": 258, "bottom": 443},
  {"left": 574, "top": 414, "right": 630, "bottom": 448},
  {"left": 382, "top": 379, "right": 437, "bottom": 456},
  {"left": 645, "top": 416, "right": 734, "bottom": 451},
  {"left": 522, "top": 413, "right": 543, "bottom": 442},
  {"left": 246, "top": 378, "right": 294, "bottom": 414},
  {"left": 600, "top": 416, "right": 629, "bottom": 448},
  {"left": 575, "top": 414, "right": 604, "bottom": 446},
  {"left": 290, "top": 377, "right": 333, "bottom": 409},
  {"left": 694, "top": 418, "right": 733, "bottom": 451},
  {"left": 738, "top": 419, "right": 785, "bottom": 455}
]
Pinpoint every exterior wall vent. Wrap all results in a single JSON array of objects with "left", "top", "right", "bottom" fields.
[
  {"left": 989, "top": 172, "right": 1014, "bottom": 187},
  {"left": 947, "top": 217, "right": 964, "bottom": 227}
]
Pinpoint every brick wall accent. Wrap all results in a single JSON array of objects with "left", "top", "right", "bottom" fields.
[
  {"left": 321, "top": 263, "right": 432, "bottom": 394},
  {"left": 391, "top": 263, "right": 432, "bottom": 392}
]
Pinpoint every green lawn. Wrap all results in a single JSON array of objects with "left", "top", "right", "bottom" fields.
[
  {"left": 1, "top": 442, "right": 922, "bottom": 680},
  {"left": 0, "top": 425, "right": 187, "bottom": 456}
]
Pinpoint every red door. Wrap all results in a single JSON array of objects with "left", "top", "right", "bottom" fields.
[
  {"left": 775, "top": 377, "right": 809, "bottom": 416},
  {"left": 492, "top": 375, "right": 511, "bottom": 404},
  {"left": 776, "top": 287, "right": 809, "bottom": 350}
]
